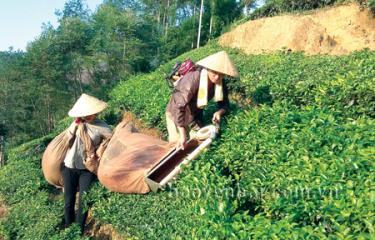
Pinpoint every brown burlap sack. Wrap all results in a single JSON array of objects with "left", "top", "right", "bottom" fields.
[
  {"left": 42, "top": 130, "right": 72, "bottom": 188},
  {"left": 97, "top": 121, "right": 174, "bottom": 194}
]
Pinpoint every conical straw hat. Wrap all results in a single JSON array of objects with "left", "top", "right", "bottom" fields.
[
  {"left": 68, "top": 93, "right": 108, "bottom": 117},
  {"left": 196, "top": 51, "right": 239, "bottom": 77}
]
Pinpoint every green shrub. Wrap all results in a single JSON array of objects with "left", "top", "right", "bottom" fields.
[
  {"left": 0, "top": 136, "right": 68, "bottom": 239},
  {"left": 233, "top": 50, "right": 375, "bottom": 118},
  {"left": 249, "top": 0, "right": 353, "bottom": 19},
  {"left": 217, "top": 104, "right": 374, "bottom": 238},
  {"left": 1, "top": 194, "right": 63, "bottom": 240},
  {"left": 0, "top": 130, "right": 101, "bottom": 239},
  {"left": 112, "top": 46, "right": 375, "bottom": 120},
  {"left": 50, "top": 224, "right": 86, "bottom": 240},
  {"left": 91, "top": 45, "right": 374, "bottom": 238},
  {"left": 89, "top": 170, "right": 236, "bottom": 238},
  {"left": 1, "top": 40, "right": 374, "bottom": 239},
  {"left": 248, "top": 0, "right": 375, "bottom": 20},
  {"left": 370, "top": 0, "right": 375, "bottom": 14}
]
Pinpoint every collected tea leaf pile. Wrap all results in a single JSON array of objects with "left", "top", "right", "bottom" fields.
[{"left": 1, "top": 42, "right": 374, "bottom": 239}]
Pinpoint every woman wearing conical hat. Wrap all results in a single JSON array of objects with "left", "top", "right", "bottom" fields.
[
  {"left": 62, "top": 94, "right": 112, "bottom": 234},
  {"left": 166, "top": 51, "right": 238, "bottom": 149}
]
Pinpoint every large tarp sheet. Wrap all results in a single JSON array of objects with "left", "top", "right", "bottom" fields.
[{"left": 97, "top": 121, "right": 174, "bottom": 194}]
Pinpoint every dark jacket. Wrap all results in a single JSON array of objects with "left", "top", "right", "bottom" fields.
[{"left": 166, "top": 69, "right": 229, "bottom": 128}]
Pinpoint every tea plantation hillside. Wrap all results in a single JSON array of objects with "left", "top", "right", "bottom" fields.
[{"left": 0, "top": 42, "right": 374, "bottom": 239}]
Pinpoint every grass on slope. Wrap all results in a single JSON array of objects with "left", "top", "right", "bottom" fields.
[{"left": 1, "top": 41, "right": 374, "bottom": 239}]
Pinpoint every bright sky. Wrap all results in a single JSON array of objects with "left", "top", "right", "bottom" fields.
[{"left": 0, "top": 0, "right": 103, "bottom": 52}]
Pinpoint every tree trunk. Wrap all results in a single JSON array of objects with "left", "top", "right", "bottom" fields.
[
  {"left": 45, "top": 94, "right": 53, "bottom": 134},
  {"left": 209, "top": 15, "right": 213, "bottom": 40},
  {"left": 48, "top": 95, "right": 55, "bottom": 133},
  {"left": 77, "top": 67, "right": 83, "bottom": 93},
  {"left": 197, "top": 0, "right": 204, "bottom": 48},
  {"left": 72, "top": 72, "right": 79, "bottom": 99},
  {"left": 165, "top": 0, "right": 170, "bottom": 36},
  {"left": 123, "top": 40, "right": 126, "bottom": 60},
  {"left": 157, "top": 1, "right": 161, "bottom": 27},
  {"left": 191, "top": 2, "right": 197, "bottom": 49},
  {"left": 0, "top": 136, "right": 4, "bottom": 167},
  {"left": 162, "top": 1, "right": 167, "bottom": 33}
]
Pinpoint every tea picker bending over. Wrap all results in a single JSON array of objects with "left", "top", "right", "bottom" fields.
[{"left": 165, "top": 51, "right": 239, "bottom": 149}]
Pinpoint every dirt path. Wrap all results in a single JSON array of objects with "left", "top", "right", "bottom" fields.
[
  {"left": 121, "top": 111, "right": 163, "bottom": 138},
  {"left": 0, "top": 198, "right": 7, "bottom": 219},
  {"left": 219, "top": 3, "right": 375, "bottom": 55},
  {"left": 84, "top": 211, "right": 124, "bottom": 240},
  {"left": 0, "top": 198, "right": 8, "bottom": 240}
]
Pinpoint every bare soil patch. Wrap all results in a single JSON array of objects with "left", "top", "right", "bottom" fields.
[{"left": 219, "top": 3, "right": 375, "bottom": 55}]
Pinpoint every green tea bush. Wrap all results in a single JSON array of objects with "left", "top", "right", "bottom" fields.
[
  {"left": 1, "top": 41, "right": 374, "bottom": 239},
  {"left": 215, "top": 104, "right": 374, "bottom": 238},
  {"left": 111, "top": 46, "right": 374, "bottom": 120},
  {"left": 233, "top": 50, "right": 375, "bottom": 117},
  {"left": 0, "top": 136, "right": 68, "bottom": 239},
  {"left": 93, "top": 45, "right": 374, "bottom": 238},
  {"left": 88, "top": 168, "right": 237, "bottom": 239},
  {"left": 1, "top": 194, "right": 62, "bottom": 240}
]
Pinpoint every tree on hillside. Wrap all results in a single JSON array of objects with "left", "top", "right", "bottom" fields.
[
  {"left": 90, "top": 3, "right": 159, "bottom": 76},
  {"left": 23, "top": 1, "right": 94, "bottom": 139},
  {"left": 0, "top": 0, "right": 247, "bottom": 145},
  {"left": 0, "top": 50, "right": 50, "bottom": 143},
  {"left": 240, "top": 0, "right": 257, "bottom": 15},
  {"left": 26, "top": 27, "right": 71, "bottom": 136},
  {"left": 208, "top": 0, "right": 242, "bottom": 38},
  {"left": 56, "top": 0, "right": 90, "bottom": 19}
]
